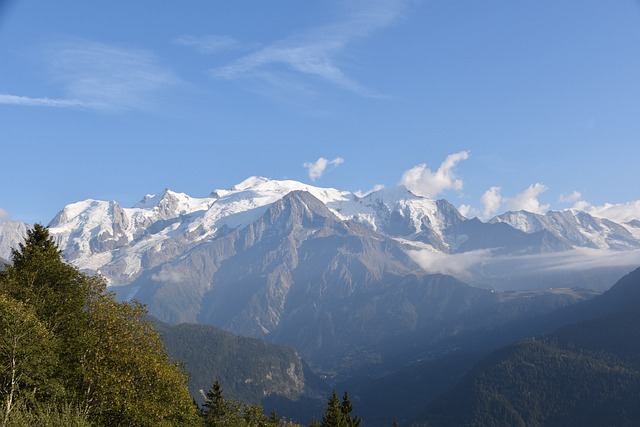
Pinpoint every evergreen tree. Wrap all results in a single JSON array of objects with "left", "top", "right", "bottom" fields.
[
  {"left": 0, "top": 225, "right": 201, "bottom": 426},
  {"left": 203, "top": 380, "right": 227, "bottom": 426},
  {"left": 0, "top": 224, "right": 97, "bottom": 398},
  {"left": 321, "top": 389, "right": 346, "bottom": 427},
  {"left": 339, "top": 392, "right": 361, "bottom": 427}
]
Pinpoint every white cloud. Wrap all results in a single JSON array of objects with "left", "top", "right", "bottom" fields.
[
  {"left": 174, "top": 35, "right": 242, "bottom": 54},
  {"left": 407, "top": 248, "right": 495, "bottom": 284},
  {"left": 458, "top": 204, "right": 475, "bottom": 218},
  {"left": 400, "top": 151, "right": 470, "bottom": 198},
  {"left": 210, "top": 0, "right": 409, "bottom": 96},
  {"left": 585, "top": 201, "right": 640, "bottom": 223},
  {"left": 0, "top": 93, "right": 85, "bottom": 108},
  {"left": 2, "top": 39, "right": 178, "bottom": 111},
  {"left": 408, "top": 247, "right": 640, "bottom": 289},
  {"left": 303, "top": 157, "right": 344, "bottom": 181},
  {"left": 559, "top": 191, "right": 582, "bottom": 204},
  {"left": 506, "top": 183, "right": 550, "bottom": 214},
  {"left": 49, "top": 39, "right": 179, "bottom": 111},
  {"left": 151, "top": 269, "right": 184, "bottom": 283},
  {"left": 354, "top": 184, "right": 385, "bottom": 198},
  {"left": 0, "top": 208, "right": 10, "bottom": 223},
  {"left": 480, "top": 186, "right": 503, "bottom": 219}
]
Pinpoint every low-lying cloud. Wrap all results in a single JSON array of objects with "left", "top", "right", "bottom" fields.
[{"left": 408, "top": 247, "right": 640, "bottom": 290}]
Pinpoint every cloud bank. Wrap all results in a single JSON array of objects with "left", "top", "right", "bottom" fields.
[{"left": 408, "top": 247, "right": 640, "bottom": 290}]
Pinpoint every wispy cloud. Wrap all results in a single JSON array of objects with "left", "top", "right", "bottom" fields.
[
  {"left": 304, "top": 157, "right": 345, "bottom": 181},
  {"left": 559, "top": 191, "right": 582, "bottom": 204},
  {"left": 400, "top": 151, "right": 470, "bottom": 198},
  {"left": 408, "top": 247, "right": 640, "bottom": 288},
  {"left": 0, "top": 93, "right": 85, "bottom": 108},
  {"left": 355, "top": 184, "right": 385, "bottom": 198},
  {"left": 1, "top": 39, "right": 178, "bottom": 111},
  {"left": 0, "top": 208, "right": 10, "bottom": 223},
  {"left": 210, "top": 0, "right": 410, "bottom": 96},
  {"left": 174, "top": 35, "right": 243, "bottom": 55}
]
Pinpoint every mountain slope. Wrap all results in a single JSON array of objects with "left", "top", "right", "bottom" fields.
[
  {"left": 153, "top": 319, "right": 328, "bottom": 407},
  {"left": 0, "top": 220, "right": 29, "bottom": 261},
  {"left": 491, "top": 209, "right": 640, "bottom": 250},
  {"left": 420, "top": 267, "right": 640, "bottom": 426}
]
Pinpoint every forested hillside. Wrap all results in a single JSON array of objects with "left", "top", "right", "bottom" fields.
[
  {"left": 419, "top": 267, "right": 640, "bottom": 426},
  {"left": 154, "top": 320, "right": 328, "bottom": 406}
]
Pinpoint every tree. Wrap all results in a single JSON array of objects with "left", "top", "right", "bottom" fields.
[
  {"left": 321, "top": 389, "right": 346, "bottom": 427},
  {"left": 203, "top": 380, "right": 227, "bottom": 426},
  {"left": 0, "top": 224, "right": 97, "bottom": 397},
  {"left": 0, "top": 295, "right": 58, "bottom": 427},
  {"left": 82, "top": 295, "right": 201, "bottom": 426},
  {"left": 339, "top": 392, "right": 361, "bottom": 427},
  {"left": 0, "top": 225, "right": 202, "bottom": 426},
  {"left": 202, "top": 380, "right": 276, "bottom": 427},
  {"left": 318, "top": 389, "right": 361, "bottom": 427}
]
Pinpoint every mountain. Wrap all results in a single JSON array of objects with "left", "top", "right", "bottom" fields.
[
  {"left": 4, "top": 177, "right": 640, "bottom": 422},
  {"left": 0, "top": 220, "right": 29, "bottom": 261},
  {"left": 419, "top": 267, "right": 640, "bottom": 427},
  {"left": 3, "top": 178, "right": 638, "bottom": 369},
  {"left": 152, "top": 319, "right": 328, "bottom": 408},
  {"left": 491, "top": 209, "right": 640, "bottom": 250},
  {"left": 41, "top": 178, "right": 640, "bottom": 294}
]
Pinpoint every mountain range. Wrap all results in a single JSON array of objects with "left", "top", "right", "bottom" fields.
[
  {"left": 1, "top": 177, "right": 640, "bottom": 422},
  {"left": 419, "top": 267, "right": 640, "bottom": 426},
  {"left": 1, "top": 179, "right": 638, "bottom": 352}
]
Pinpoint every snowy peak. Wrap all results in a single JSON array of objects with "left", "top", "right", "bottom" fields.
[
  {"left": 33, "top": 176, "right": 640, "bottom": 286},
  {"left": 490, "top": 209, "right": 640, "bottom": 250},
  {"left": 133, "top": 189, "right": 213, "bottom": 217},
  {"left": 0, "top": 221, "right": 29, "bottom": 261}
]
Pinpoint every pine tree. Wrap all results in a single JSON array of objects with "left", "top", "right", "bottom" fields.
[
  {"left": 321, "top": 389, "right": 346, "bottom": 427},
  {"left": 203, "top": 380, "right": 227, "bottom": 426},
  {"left": 340, "top": 392, "right": 361, "bottom": 427}
]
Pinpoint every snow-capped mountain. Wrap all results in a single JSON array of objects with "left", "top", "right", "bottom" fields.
[
  {"left": 2, "top": 176, "right": 634, "bottom": 286},
  {"left": 0, "top": 220, "right": 29, "bottom": 261},
  {"left": 490, "top": 209, "right": 640, "bottom": 250},
  {"left": 3, "top": 177, "right": 640, "bottom": 371}
]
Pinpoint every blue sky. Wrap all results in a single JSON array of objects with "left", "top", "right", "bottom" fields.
[{"left": 1, "top": 0, "right": 640, "bottom": 224}]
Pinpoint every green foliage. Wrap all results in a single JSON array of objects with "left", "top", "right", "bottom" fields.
[
  {"left": 318, "top": 389, "right": 361, "bottom": 427},
  {"left": 202, "top": 380, "right": 277, "bottom": 427},
  {"left": 0, "top": 294, "right": 60, "bottom": 425},
  {"left": 4, "top": 402, "right": 94, "bottom": 427},
  {"left": 421, "top": 268, "right": 640, "bottom": 426},
  {"left": 0, "top": 225, "right": 201, "bottom": 427},
  {"left": 154, "top": 321, "right": 314, "bottom": 405}
]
